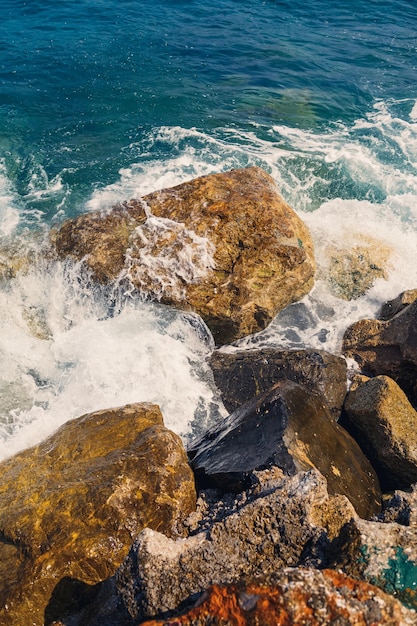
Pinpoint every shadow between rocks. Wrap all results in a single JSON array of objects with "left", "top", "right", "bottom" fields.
[{"left": 44, "top": 577, "right": 101, "bottom": 626}]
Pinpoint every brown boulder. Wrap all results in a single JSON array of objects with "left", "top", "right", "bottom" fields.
[
  {"left": 0, "top": 403, "right": 196, "bottom": 626},
  {"left": 209, "top": 348, "right": 347, "bottom": 420},
  {"left": 342, "top": 299, "right": 417, "bottom": 406},
  {"left": 343, "top": 375, "right": 417, "bottom": 491},
  {"left": 188, "top": 380, "right": 381, "bottom": 519},
  {"left": 52, "top": 167, "right": 315, "bottom": 345},
  {"left": 140, "top": 569, "right": 417, "bottom": 626}
]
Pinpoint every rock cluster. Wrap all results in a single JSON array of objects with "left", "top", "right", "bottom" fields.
[
  {"left": 0, "top": 403, "right": 196, "bottom": 626},
  {"left": 2, "top": 170, "right": 417, "bottom": 624}
]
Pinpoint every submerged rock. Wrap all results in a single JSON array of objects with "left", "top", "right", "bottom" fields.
[
  {"left": 52, "top": 167, "right": 315, "bottom": 345},
  {"left": 343, "top": 375, "right": 417, "bottom": 491},
  {"left": 188, "top": 379, "right": 381, "bottom": 519},
  {"left": 342, "top": 299, "right": 417, "bottom": 407},
  {"left": 140, "top": 569, "right": 417, "bottom": 626},
  {"left": 323, "top": 236, "right": 391, "bottom": 301},
  {"left": 0, "top": 403, "right": 196, "bottom": 626},
  {"left": 209, "top": 347, "right": 347, "bottom": 420}
]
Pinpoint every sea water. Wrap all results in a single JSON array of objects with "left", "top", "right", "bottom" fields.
[{"left": 1, "top": 0, "right": 417, "bottom": 459}]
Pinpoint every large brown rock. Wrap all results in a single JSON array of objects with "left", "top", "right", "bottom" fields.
[
  {"left": 140, "top": 570, "right": 417, "bottom": 626},
  {"left": 0, "top": 403, "right": 196, "bottom": 626},
  {"left": 188, "top": 380, "right": 381, "bottom": 519},
  {"left": 52, "top": 167, "right": 315, "bottom": 345},
  {"left": 343, "top": 375, "right": 417, "bottom": 491},
  {"left": 209, "top": 348, "right": 347, "bottom": 420},
  {"left": 342, "top": 299, "right": 417, "bottom": 406}
]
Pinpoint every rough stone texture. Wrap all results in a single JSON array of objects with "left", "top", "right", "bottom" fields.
[
  {"left": 140, "top": 570, "right": 417, "bottom": 626},
  {"left": 379, "top": 485, "right": 417, "bottom": 526},
  {"left": 209, "top": 347, "right": 347, "bottom": 420},
  {"left": 0, "top": 403, "right": 196, "bottom": 626},
  {"left": 343, "top": 375, "right": 417, "bottom": 491},
  {"left": 188, "top": 380, "right": 381, "bottom": 519},
  {"left": 379, "top": 289, "right": 417, "bottom": 321},
  {"left": 61, "top": 471, "right": 358, "bottom": 626},
  {"left": 324, "top": 236, "right": 392, "bottom": 301},
  {"left": 342, "top": 299, "right": 417, "bottom": 407},
  {"left": 52, "top": 167, "right": 315, "bottom": 345},
  {"left": 330, "top": 516, "right": 417, "bottom": 613}
]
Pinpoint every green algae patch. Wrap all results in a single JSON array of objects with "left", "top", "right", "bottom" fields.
[{"left": 361, "top": 545, "right": 417, "bottom": 610}]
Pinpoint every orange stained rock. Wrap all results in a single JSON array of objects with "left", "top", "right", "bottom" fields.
[{"left": 140, "top": 569, "right": 416, "bottom": 626}]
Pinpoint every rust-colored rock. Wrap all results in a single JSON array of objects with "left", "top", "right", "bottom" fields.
[
  {"left": 342, "top": 299, "right": 417, "bottom": 406},
  {"left": 140, "top": 569, "right": 416, "bottom": 626},
  {"left": 0, "top": 403, "right": 196, "bottom": 626},
  {"left": 52, "top": 167, "right": 315, "bottom": 344},
  {"left": 343, "top": 375, "right": 417, "bottom": 491}
]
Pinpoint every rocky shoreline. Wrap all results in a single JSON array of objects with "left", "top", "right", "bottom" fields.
[{"left": 1, "top": 167, "right": 417, "bottom": 625}]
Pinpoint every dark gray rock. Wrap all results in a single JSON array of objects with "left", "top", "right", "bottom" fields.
[
  {"left": 378, "top": 289, "right": 417, "bottom": 321},
  {"left": 188, "top": 379, "right": 381, "bottom": 519},
  {"left": 209, "top": 348, "right": 347, "bottom": 420}
]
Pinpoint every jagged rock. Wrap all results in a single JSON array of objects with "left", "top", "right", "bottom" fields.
[
  {"left": 56, "top": 470, "right": 358, "bottom": 625},
  {"left": 330, "top": 516, "right": 417, "bottom": 612},
  {"left": 188, "top": 380, "right": 381, "bottom": 519},
  {"left": 0, "top": 403, "right": 196, "bottom": 626},
  {"left": 379, "top": 289, "right": 417, "bottom": 321},
  {"left": 343, "top": 375, "right": 417, "bottom": 491},
  {"left": 140, "top": 569, "right": 417, "bottom": 626},
  {"left": 342, "top": 299, "right": 417, "bottom": 406},
  {"left": 209, "top": 347, "right": 347, "bottom": 420},
  {"left": 52, "top": 167, "right": 315, "bottom": 345},
  {"left": 379, "top": 485, "right": 417, "bottom": 526}
]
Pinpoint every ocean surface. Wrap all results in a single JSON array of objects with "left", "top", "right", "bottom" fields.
[{"left": 1, "top": 0, "right": 417, "bottom": 459}]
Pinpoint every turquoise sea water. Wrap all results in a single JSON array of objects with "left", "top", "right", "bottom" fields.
[{"left": 1, "top": 0, "right": 417, "bottom": 457}]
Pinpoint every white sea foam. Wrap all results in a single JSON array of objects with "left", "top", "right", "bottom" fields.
[
  {"left": 2, "top": 98, "right": 417, "bottom": 456},
  {"left": 0, "top": 260, "right": 225, "bottom": 461}
]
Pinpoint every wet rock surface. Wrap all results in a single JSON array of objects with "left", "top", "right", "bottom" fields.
[
  {"left": 188, "top": 379, "right": 381, "bottom": 518},
  {"left": 209, "top": 347, "right": 347, "bottom": 419},
  {"left": 0, "top": 403, "right": 196, "bottom": 626},
  {"left": 343, "top": 299, "right": 417, "bottom": 407},
  {"left": 140, "top": 569, "right": 417, "bottom": 626},
  {"left": 343, "top": 375, "right": 417, "bottom": 491},
  {"left": 52, "top": 167, "right": 315, "bottom": 345}
]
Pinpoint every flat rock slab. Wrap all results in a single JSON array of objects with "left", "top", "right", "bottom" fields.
[
  {"left": 52, "top": 167, "right": 315, "bottom": 345},
  {"left": 0, "top": 403, "right": 196, "bottom": 626},
  {"left": 188, "top": 379, "right": 381, "bottom": 519}
]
